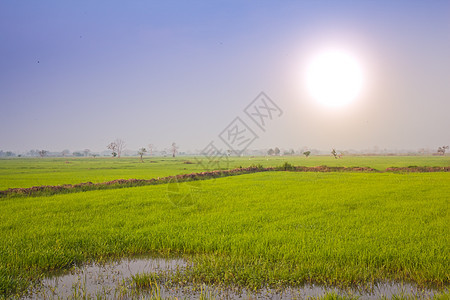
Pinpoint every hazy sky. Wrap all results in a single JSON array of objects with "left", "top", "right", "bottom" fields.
[{"left": 1, "top": 1, "right": 449, "bottom": 153}]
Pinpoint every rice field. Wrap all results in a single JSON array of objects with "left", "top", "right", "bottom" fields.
[
  {"left": 0, "top": 155, "right": 448, "bottom": 190},
  {"left": 0, "top": 156, "right": 449, "bottom": 299}
]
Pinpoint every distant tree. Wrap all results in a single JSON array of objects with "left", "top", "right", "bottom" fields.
[
  {"left": 28, "top": 149, "right": 38, "bottom": 157},
  {"left": 138, "top": 147, "right": 147, "bottom": 162},
  {"left": 61, "top": 149, "right": 71, "bottom": 157},
  {"left": 0, "top": 151, "right": 16, "bottom": 157},
  {"left": 92, "top": 153, "right": 98, "bottom": 158},
  {"left": 73, "top": 151, "right": 83, "bottom": 157},
  {"left": 107, "top": 139, "right": 125, "bottom": 158},
  {"left": 83, "top": 149, "right": 90, "bottom": 157},
  {"left": 274, "top": 147, "right": 281, "bottom": 156},
  {"left": 38, "top": 150, "right": 48, "bottom": 158},
  {"left": 147, "top": 144, "right": 154, "bottom": 156},
  {"left": 267, "top": 148, "right": 275, "bottom": 156},
  {"left": 116, "top": 139, "right": 125, "bottom": 157},
  {"left": 107, "top": 142, "right": 118, "bottom": 157},
  {"left": 303, "top": 151, "right": 311, "bottom": 158},
  {"left": 283, "top": 149, "right": 295, "bottom": 156},
  {"left": 331, "top": 148, "right": 338, "bottom": 159},
  {"left": 437, "top": 145, "right": 449, "bottom": 156},
  {"left": 171, "top": 142, "right": 179, "bottom": 158}
]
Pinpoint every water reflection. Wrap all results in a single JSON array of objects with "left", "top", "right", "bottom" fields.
[{"left": 24, "top": 256, "right": 444, "bottom": 299}]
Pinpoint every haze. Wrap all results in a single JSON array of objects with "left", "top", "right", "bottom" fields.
[{"left": 1, "top": 1, "right": 449, "bottom": 154}]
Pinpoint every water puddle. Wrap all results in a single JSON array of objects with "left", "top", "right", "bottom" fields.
[
  {"left": 24, "top": 256, "right": 445, "bottom": 299},
  {"left": 24, "top": 256, "right": 187, "bottom": 299},
  {"left": 135, "top": 283, "right": 442, "bottom": 299}
]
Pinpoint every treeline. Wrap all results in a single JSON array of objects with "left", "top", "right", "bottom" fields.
[{"left": 0, "top": 150, "right": 17, "bottom": 157}]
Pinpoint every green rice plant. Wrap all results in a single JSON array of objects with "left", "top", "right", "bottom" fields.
[
  {"left": 0, "top": 156, "right": 448, "bottom": 189},
  {"left": 308, "top": 292, "right": 359, "bottom": 299},
  {"left": 432, "top": 288, "right": 450, "bottom": 300},
  {"left": 131, "top": 272, "right": 160, "bottom": 290},
  {"left": 0, "top": 159, "right": 449, "bottom": 298}
]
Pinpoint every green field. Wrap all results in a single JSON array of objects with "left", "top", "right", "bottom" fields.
[
  {"left": 0, "top": 156, "right": 449, "bottom": 298},
  {"left": 0, "top": 156, "right": 448, "bottom": 190}
]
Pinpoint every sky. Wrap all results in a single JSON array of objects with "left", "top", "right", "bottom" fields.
[{"left": 1, "top": 1, "right": 449, "bottom": 154}]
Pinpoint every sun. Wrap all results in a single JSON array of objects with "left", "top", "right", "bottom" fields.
[{"left": 305, "top": 49, "right": 364, "bottom": 107}]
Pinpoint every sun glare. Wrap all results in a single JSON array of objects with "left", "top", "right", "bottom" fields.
[{"left": 305, "top": 49, "right": 364, "bottom": 108}]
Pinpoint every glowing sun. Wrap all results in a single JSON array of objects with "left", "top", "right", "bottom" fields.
[{"left": 306, "top": 49, "right": 364, "bottom": 107}]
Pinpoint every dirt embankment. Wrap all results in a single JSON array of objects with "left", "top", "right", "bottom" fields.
[{"left": 385, "top": 166, "right": 450, "bottom": 172}]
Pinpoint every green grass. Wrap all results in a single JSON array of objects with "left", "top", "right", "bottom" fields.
[
  {"left": 1, "top": 170, "right": 448, "bottom": 297},
  {"left": 0, "top": 155, "right": 449, "bottom": 189},
  {"left": 308, "top": 293, "right": 359, "bottom": 300},
  {"left": 0, "top": 157, "right": 204, "bottom": 190}
]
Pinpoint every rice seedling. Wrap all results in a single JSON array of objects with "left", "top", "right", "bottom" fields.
[
  {"left": 0, "top": 156, "right": 448, "bottom": 190},
  {"left": 1, "top": 173, "right": 448, "bottom": 297},
  {"left": 0, "top": 157, "right": 448, "bottom": 298}
]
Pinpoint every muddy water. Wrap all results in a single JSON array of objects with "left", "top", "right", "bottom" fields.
[
  {"left": 24, "top": 257, "right": 187, "bottom": 299},
  {"left": 24, "top": 257, "right": 444, "bottom": 299},
  {"left": 150, "top": 283, "right": 441, "bottom": 299}
]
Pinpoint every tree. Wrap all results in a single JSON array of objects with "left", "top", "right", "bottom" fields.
[
  {"left": 116, "top": 139, "right": 125, "bottom": 157},
  {"left": 107, "top": 142, "right": 118, "bottom": 157},
  {"left": 38, "top": 150, "right": 48, "bottom": 158},
  {"left": 147, "top": 144, "right": 154, "bottom": 156},
  {"left": 171, "top": 142, "right": 179, "bottom": 158},
  {"left": 283, "top": 149, "right": 295, "bottom": 156},
  {"left": 107, "top": 139, "right": 125, "bottom": 158},
  {"left": 83, "top": 149, "right": 90, "bottom": 157},
  {"left": 331, "top": 148, "right": 338, "bottom": 159},
  {"left": 28, "top": 149, "right": 38, "bottom": 157},
  {"left": 437, "top": 145, "right": 449, "bottom": 156},
  {"left": 303, "top": 151, "right": 311, "bottom": 158},
  {"left": 274, "top": 147, "right": 281, "bottom": 156},
  {"left": 267, "top": 148, "right": 275, "bottom": 156},
  {"left": 138, "top": 147, "right": 147, "bottom": 162},
  {"left": 61, "top": 149, "right": 70, "bottom": 157}
]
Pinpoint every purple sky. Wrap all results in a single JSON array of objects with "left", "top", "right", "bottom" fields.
[{"left": 1, "top": 1, "right": 449, "bottom": 153}]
